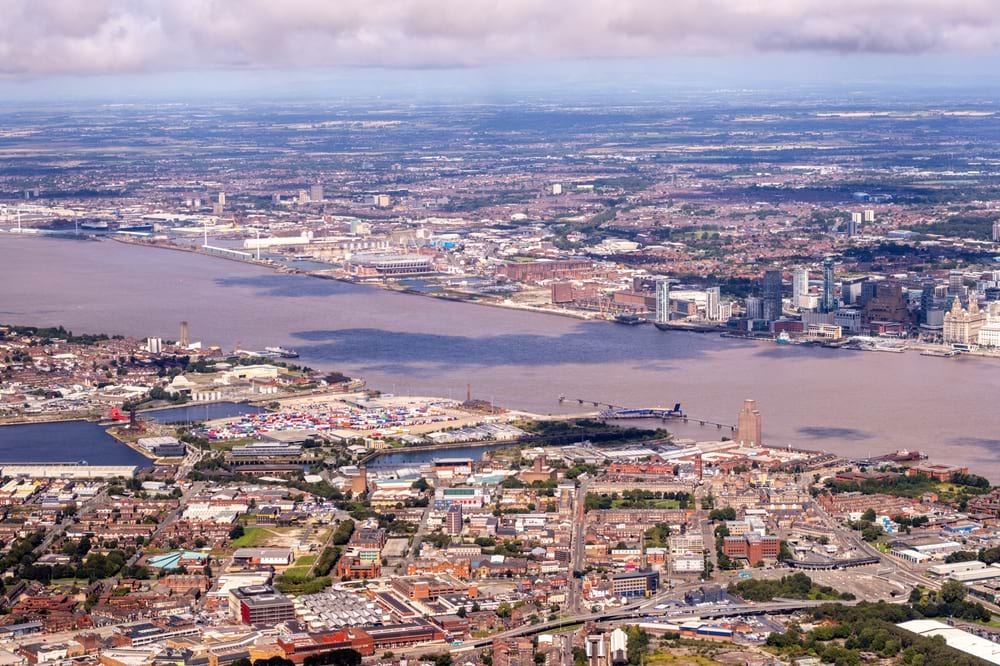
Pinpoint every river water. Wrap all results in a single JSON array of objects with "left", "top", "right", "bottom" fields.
[{"left": 2, "top": 235, "right": 999, "bottom": 478}]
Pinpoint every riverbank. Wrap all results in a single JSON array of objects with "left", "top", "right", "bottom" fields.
[
  {"left": 109, "top": 235, "right": 608, "bottom": 324},
  {"left": 107, "top": 235, "right": 998, "bottom": 363}
]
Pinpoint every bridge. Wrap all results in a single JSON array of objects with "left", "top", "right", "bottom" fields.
[{"left": 457, "top": 598, "right": 844, "bottom": 650}]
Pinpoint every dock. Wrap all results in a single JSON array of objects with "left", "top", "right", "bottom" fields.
[{"left": 579, "top": 399, "right": 736, "bottom": 432}]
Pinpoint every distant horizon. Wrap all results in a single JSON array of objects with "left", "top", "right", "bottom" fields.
[{"left": 4, "top": 55, "right": 1000, "bottom": 105}]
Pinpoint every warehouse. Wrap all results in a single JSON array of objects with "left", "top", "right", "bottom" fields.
[{"left": 898, "top": 620, "right": 1000, "bottom": 664}]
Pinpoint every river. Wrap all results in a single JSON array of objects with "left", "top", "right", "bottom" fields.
[{"left": 2, "top": 235, "right": 999, "bottom": 478}]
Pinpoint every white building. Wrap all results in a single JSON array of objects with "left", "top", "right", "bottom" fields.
[
  {"left": 792, "top": 268, "right": 809, "bottom": 309},
  {"left": 705, "top": 287, "right": 721, "bottom": 321}
]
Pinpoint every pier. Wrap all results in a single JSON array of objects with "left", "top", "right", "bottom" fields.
[{"left": 580, "top": 399, "right": 736, "bottom": 431}]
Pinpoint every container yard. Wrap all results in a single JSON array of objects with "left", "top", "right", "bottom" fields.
[{"left": 194, "top": 393, "right": 470, "bottom": 441}]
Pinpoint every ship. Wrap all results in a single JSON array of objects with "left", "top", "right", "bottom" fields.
[
  {"left": 80, "top": 220, "right": 110, "bottom": 232},
  {"left": 264, "top": 346, "right": 299, "bottom": 358},
  {"left": 117, "top": 222, "right": 154, "bottom": 233},
  {"left": 775, "top": 331, "right": 792, "bottom": 345},
  {"left": 613, "top": 314, "right": 647, "bottom": 326}
]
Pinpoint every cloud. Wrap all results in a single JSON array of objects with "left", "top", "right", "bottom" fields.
[{"left": 1, "top": 0, "right": 999, "bottom": 78}]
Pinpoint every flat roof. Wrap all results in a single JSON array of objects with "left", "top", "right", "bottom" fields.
[{"left": 898, "top": 620, "right": 1000, "bottom": 664}]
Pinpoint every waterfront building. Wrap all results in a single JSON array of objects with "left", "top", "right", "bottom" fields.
[
  {"left": 655, "top": 279, "right": 671, "bottom": 324},
  {"left": 978, "top": 322, "right": 1000, "bottom": 348},
  {"left": 921, "top": 283, "right": 936, "bottom": 324},
  {"left": 944, "top": 297, "right": 987, "bottom": 345},
  {"left": 761, "top": 270, "right": 782, "bottom": 323},
  {"left": 820, "top": 258, "right": 836, "bottom": 313},
  {"left": 792, "top": 268, "right": 809, "bottom": 309},
  {"left": 834, "top": 309, "right": 863, "bottom": 334},
  {"left": 735, "top": 399, "right": 762, "bottom": 447},
  {"left": 841, "top": 276, "right": 865, "bottom": 305},
  {"left": 705, "top": 286, "right": 721, "bottom": 321},
  {"left": 864, "top": 281, "right": 910, "bottom": 325},
  {"left": 745, "top": 296, "right": 763, "bottom": 320}
]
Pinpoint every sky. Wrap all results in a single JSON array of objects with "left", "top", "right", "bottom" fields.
[{"left": 3, "top": 0, "right": 1000, "bottom": 101}]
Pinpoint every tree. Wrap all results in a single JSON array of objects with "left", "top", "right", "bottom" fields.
[
  {"left": 940, "top": 580, "right": 967, "bottom": 604},
  {"left": 229, "top": 524, "right": 245, "bottom": 540},
  {"left": 302, "top": 649, "right": 362, "bottom": 666},
  {"left": 861, "top": 508, "right": 877, "bottom": 522},
  {"left": 496, "top": 602, "right": 512, "bottom": 619},
  {"left": 708, "top": 507, "right": 736, "bottom": 521}
]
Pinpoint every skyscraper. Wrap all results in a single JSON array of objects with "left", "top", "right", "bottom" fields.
[
  {"left": 655, "top": 279, "right": 671, "bottom": 324},
  {"left": 735, "top": 399, "right": 762, "bottom": 447},
  {"left": 310, "top": 184, "right": 323, "bottom": 201},
  {"left": 218, "top": 192, "right": 225, "bottom": 207},
  {"left": 792, "top": 268, "right": 809, "bottom": 309},
  {"left": 761, "top": 270, "right": 782, "bottom": 323},
  {"left": 820, "top": 258, "right": 836, "bottom": 313},
  {"left": 864, "top": 209, "right": 875, "bottom": 223},
  {"left": 705, "top": 286, "right": 721, "bottom": 321},
  {"left": 920, "top": 283, "right": 936, "bottom": 324},
  {"left": 179, "top": 321, "right": 189, "bottom": 347}
]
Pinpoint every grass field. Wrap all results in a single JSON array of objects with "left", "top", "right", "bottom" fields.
[
  {"left": 648, "top": 653, "right": 723, "bottom": 666},
  {"left": 231, "top": 528, "right": 271, "bottom": 548}
]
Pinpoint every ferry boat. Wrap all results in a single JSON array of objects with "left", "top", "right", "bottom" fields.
[
  {"left": 264, "top": 346, "right": 299, "bottom": 358},
  {"left": 613, "top": 314, "right": 646, "bottom": 326},
  {"left": 117, "top": 222, "right": 154, "bottom": 233},
  {"left": 775, "top": 331, "right": 792, "bottom": 345}
]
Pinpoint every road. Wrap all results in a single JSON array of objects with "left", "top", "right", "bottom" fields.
[
  {"left": 567, "top": 477, "right": 590, "bottom": 613},
  {"left": 401, "top": 503, "right": 434, "bottom": 569},
  {"left": 456, "top": 597, "right": 852, "bottom": 652}
]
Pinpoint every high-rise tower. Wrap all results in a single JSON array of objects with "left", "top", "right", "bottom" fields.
[
  {"left": 821, "top": 258, "right": 836, "bottom": 313},
  {"left": 655, "top": 279, "right": 671, "bottom": 324},
  {"left": 735, "top": 399, "right": 762, "bottom": 447}
]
